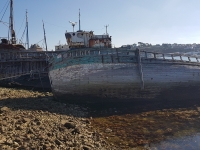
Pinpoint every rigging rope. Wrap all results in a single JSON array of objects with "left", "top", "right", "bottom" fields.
[
  {"left": 17, "top": 13, "right": 26, "bottom": 37},
  {"left": 0, "top": 0, "right": 9, "bottom": 16},
  {"left": 20, "top": 26, "right": 26, "bottom": 44},
  {"left": 0, "top": 0, "right": 9, "bottom": 22}
]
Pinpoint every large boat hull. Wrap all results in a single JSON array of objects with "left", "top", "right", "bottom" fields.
[{"left": 49, "top": 49, "right": 200, "bottom": 103}]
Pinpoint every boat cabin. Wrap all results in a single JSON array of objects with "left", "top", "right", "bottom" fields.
[{"left": 65, "top": 31, "right": 112, "bottom": 49}]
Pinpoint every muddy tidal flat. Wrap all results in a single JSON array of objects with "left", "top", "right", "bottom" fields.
[{"left": 1, "top": 87, "right": 200, "bottom": 150}]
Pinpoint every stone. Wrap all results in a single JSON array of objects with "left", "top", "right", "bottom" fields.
[
  {"left": 15, "top": 125, "right": 23, "bottom": 130},
  {"left": 197, "top": 107, "right": 200, "bottom": 112},
  {"left": 6, "top": 139, "right": 13, "bottom": 145},
  {"left": 73, "top": 126, "right": 82, "bottom": 134},
  {"left": 64, "top": 121, "right": 76, "bottom": 129},
  {"left": 22, "top": 118, "right": 31, "bottom": 123},
  {"left": 105, "top": 128, "right": 112, "bottom": 133},
  {"left": 36, "top": 121, "right": 41, "bottom": 125},
  {"left": 55, "top": 139, "right": 63, "bottom": 145},
  {"left": 85, "top": 119, "right": 90, "bottom": 124},
  {"left": 27, "top": 128, "right": 34, "bottom": 134},
  {"left": 0, "top": 137, "right": 6, "bottom": 144},
  {"left": 82, "top": 145, "right": 91, "bottom": 150},
  {"left": 13, "top": 142, "right": 20, "bottom": 148},
  {"left": 0, "top": 106, "right": 10, "bottom": 113}
]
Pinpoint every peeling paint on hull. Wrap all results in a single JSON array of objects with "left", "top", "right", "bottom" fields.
[{"left": 49, "top": 49, "right": 200, "bottom": 102}]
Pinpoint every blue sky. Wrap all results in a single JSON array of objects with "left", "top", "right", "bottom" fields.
[{"left": 1, "top": 0, "right": 200, "bottom": 50}]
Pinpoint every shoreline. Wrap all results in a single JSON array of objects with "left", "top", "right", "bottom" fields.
[
  {"left": 0, "top": 87, "right": 117, "bottom": 150},
  {"left": 1, "top": 86, "right": 200, "bottom": 149}
]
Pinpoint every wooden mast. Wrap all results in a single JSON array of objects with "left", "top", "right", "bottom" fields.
[
  {"left": 26, "top": 10, "right": 29, "bottom": 49},
  {"left": 10, "top": 0, "right": 16, "bottom": 44},
  {"left": 42, "top": 20, "right": 48, "bottom": 51}
]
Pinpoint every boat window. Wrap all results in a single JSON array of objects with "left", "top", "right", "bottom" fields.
[{"left": 73, "top": 33, "right": 75, "bottom": 36}]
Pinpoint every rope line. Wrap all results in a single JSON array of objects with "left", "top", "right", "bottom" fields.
[
  {"left": 0, "top": 0, "right": 9, "bottom": 22},
  {"left": 0, "top": 0, "right": 9, "bottom": 16}
]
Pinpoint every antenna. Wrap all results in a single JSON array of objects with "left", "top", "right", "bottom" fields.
[
  {"left": 69, "top": 21, "right": 77, "bottom": 32},
  {"left": 79, "top": 9, "right": 81, "bottom": 31},
  {"left": 42, "top": 20, "right": 48, "bottom": 51},
  {"left": 104, "top": 24, "right": 109, "bottom": 35}
]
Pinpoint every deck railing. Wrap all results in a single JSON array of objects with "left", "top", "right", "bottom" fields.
[
  {"left": 52, "top": 48, "right": 200, "bottom": 64},
  {"left": 140, "top": 50, "right": 200, "bottom": 63},
  {"left": 0, "top": 51, "right": 58, "bottom": 62}
]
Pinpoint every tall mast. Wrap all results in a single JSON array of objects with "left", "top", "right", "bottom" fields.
[
  {"left": 26, "top": 10, "right": 29, "bottom": 49},
  {"left": 10, "top": 0, "right": 16, "bottom": 44},
  {"left": 42, "top": 20, "right": 48, "bottom": 51},
  {"left": 79, "top": 9, "right": 81, "bottom": 31}
]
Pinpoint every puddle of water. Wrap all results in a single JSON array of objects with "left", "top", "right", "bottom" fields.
[{"left": 150, "top": 134, "right": 200, "bottom": 150}]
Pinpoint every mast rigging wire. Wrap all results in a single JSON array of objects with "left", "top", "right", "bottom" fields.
[
  {"left": 0, "top": 0, "right": 9, "bottom": 16},
  {"left": 0, "top": 0, "right": 9, "bottom": 22},
  {"left": 17, "top": 13, "right": 26, "bottom": 36},
  {"left": 20, "top": 26, "right": 27, "bottom": 43}
]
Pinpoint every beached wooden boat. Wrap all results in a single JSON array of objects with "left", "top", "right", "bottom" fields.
[{"left": 49, "top": 48, "right": 200, "bottom": 102}]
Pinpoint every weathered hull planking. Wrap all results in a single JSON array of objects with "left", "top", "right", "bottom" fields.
[{"left": 49, "top": 49, "right": 200, "bottom": 102}]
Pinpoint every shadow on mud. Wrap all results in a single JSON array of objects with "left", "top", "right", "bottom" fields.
[
  {"left": 80, "top": 98, "right": 200, "bottom": 117},
  {"left": 1, "top": 94, "right": 200, "bottom": 118}
]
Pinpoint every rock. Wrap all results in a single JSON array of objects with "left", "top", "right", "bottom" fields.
[
  {"left": 197, "top": 107, "right": 200, "bottom": 112},
  {"left": 13, "top": 142, "right": 20, "bottom": 148},
  {"left": 15, "top": 125, "right": 23, "bottom": 130},
  {"left": 64, "top": 121, "right": 76, "bottom": 129},
  {"left": 14, "top": 138, "right": 21, "bottom": 143},
  {"left": 36, "top": 121, "right": 41, "bottom": 125},
  {"left": 43, "top": 144, "right": 51, "bottom": 149},
  {"left": 164, "top": 128, "right": 173, "bottom": 135},
  {"left": 105, "top": 128, "right": 112, "bottom": 133},
  {"left": 83, "top": 145, "right": 91, "bottom": 150},
  {"left": 0, "top": 137, "right": 6, "bottom": 144},
  {"left": 95, "top": 142, "right": 101, "bottom": 147},
  {"left": 85, "top": 119, "right": 90, "bottom": 124},
  {"left": 22, "top": 118, "right": 31, "bottom": 123},
  {"left": 0, "top": 106, "right": 10, "bottom": 113},
  {"left": 27, "top": 128, "right": 34, "bottom": 134},
  {"left": 6, "top": 139, "right": 13, "bottom": 145},
  {"left": 73, "top": 126, "right": 82, "bottom": 134},
  {"left": 0, "top": 126, "right": 6, "bottom": 133},
  {"left": 55, "top": 139, "right": 63, "bottom": 145}
]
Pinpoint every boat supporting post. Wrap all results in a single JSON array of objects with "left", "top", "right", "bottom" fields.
[{"left": 136, "top": 48, "right": 144, "bottom": 89}]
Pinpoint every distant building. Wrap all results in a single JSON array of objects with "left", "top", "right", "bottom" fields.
[
  {"left": 55, "top": 44, "right": 69, "bottom": 51},
  {"left": 28, "top": 44, "right": 43, "bottom": 51}
]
